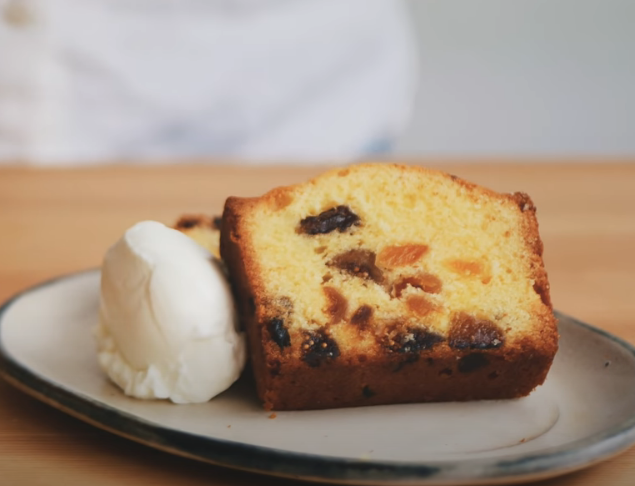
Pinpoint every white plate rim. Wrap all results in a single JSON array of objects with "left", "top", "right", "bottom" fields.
[{"left": 1, "top": 269, "right": 635, "bottom": 485}]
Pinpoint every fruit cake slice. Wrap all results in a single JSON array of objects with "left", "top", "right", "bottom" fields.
[
  {"left": 220, "top": 163, "right": 558, "bottom": 411},
  {"left": 174, "top": 214, "right": 222, "bottom": 259}
]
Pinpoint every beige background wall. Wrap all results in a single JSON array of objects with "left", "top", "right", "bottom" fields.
[{"left": 395, "top": 0, "right": 634, "bottom": 157}]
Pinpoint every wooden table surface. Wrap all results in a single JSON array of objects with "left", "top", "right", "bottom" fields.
[{"left": 1, "top": 161, "right": 634, "bottom": 485}]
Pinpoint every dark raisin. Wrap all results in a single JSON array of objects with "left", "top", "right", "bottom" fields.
[
  {"left": 458, "top": 353, "right": 489, "bottom": 373},
  {"left": 212, "top": 216, "right": 223, "bottom": 230},
  {"left": 362, "top": 386, "right": 376, "bottom": 398},
  {"left": 488, "top": 371, "right": 499, "bottom": 379},
  {"left": 439, "top": 368, "right": 453, "bottom": 376},
  {"left": 351, "top": 305, "right": 373, "bottom": 327},
  {"left": 448, "top": 313, "right": 504, "bottom": 350},
  {"left": 328, "top": 249, "right": 383, "bottom": 284},
  {"left": 267, "top": 318, "right": 291, "bottom": 349},
  {"left": 386, "top": 327, "right": 444, "bottom": 354},
  {"left": 301, "top": 330, "right": 340, "bottom": 367},
  {"left": 298, "top": 205, "right": 360, "bottom": 235},
  {"left": 174, "top": 216, "right": 199, "bottom": 229}
]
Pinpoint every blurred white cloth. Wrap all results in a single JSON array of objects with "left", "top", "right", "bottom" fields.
[{"left": 0, "top": 0, "right": 417, "bottom": 165}]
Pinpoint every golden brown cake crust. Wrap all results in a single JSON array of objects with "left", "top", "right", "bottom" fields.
[{"left": 220, "top": 163, "right": 558, "bottom": 411}]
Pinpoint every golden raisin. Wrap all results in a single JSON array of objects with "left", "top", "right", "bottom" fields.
[
  {"left": 351, "top": 305, "right": 373, "bottom": 327},
  {"left": 394, "top": 274, "right": 443, "bottom": 297},
  {"left": 323, "top": 286, "right": 348, "bottom": 324},
  {"left": 328, "top": 249, "right": 384, "bottom": 284}
]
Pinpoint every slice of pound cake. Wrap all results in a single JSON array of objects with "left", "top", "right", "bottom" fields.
[
  {"left": 174, "top": 214, "right": 222, "bottom": 259},
  {"left": 220, "top": 163, "right": 558, "bottom": 411}
]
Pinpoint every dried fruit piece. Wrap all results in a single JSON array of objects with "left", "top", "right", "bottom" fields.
[
  {"left": 301, "top": 330, "right": 340, "bottom": 367},
  {"left": 394, "top": 274, "right": 443, "bottom": 297},
  {"left": 362, "top": 386, "right": 376, "bottom": 398},
  {"left": 174, "top": 215, "right": 205, "bottom": 230},
  {"left": 385, "top": 326, "right": 444, "bottom": 354},
  {"left": 448, "top": 313, "right": 504, "bottom": 350},
  {"left": 328, "top": 249, "right": 383, "bottom": 284},
  {"left": 377, "top": 244, "right": 429, "bottom": 268},
  {"left": 267, "top": 318, "right": 291, "bottom": 349},
  {"left": 298, "top": 205, "right": 360, "bottom": 235},
  {"left": 458, "top": 353, "right": 489, "bottom": 373},
  {"left": 406, "top": 295, "right": 438, "bottom": 317},
  {"left": 445, "top": 258, "right": 486, "bottom": 277},
  {"left": 351, "top": 305, "right": 373, "bottom": 327},
  {"left": 323, "top": 286, "right": 348, "bottom": 324}
]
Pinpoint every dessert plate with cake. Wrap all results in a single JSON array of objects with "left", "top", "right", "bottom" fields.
[{"left": 2, "top": 164, "right": 635, "bottom": 485}]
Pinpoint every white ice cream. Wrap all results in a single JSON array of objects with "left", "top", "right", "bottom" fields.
[{"left": 95, "top": 221, "right": 246, "bottom": 403}]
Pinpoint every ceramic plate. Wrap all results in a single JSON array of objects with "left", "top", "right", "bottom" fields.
[{"left": 1, "top": 270, "right": 635, "bottom": 485}]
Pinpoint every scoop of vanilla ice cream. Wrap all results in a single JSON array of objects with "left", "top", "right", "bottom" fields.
[{"left": 95, "top": 221, "right": 246, "bottom": 403}]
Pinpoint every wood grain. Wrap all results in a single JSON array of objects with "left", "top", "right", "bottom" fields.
[{"left": 1, "top": 161, "right": 634, "bottom": 485}]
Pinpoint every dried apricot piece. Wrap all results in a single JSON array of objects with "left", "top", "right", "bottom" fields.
[
  {"left": 445, "top": 259, "right": 485, "bottom": 276},
  {"left": 377, "top": 244, "right": 429, "bottom": 268},
  {"left": 406, "top": 295, "right": 438, "bottom": 317}
]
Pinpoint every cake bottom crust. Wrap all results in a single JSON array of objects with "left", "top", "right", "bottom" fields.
[{"left": 258, "top": 344, "right": 554, "bottom": 411}]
